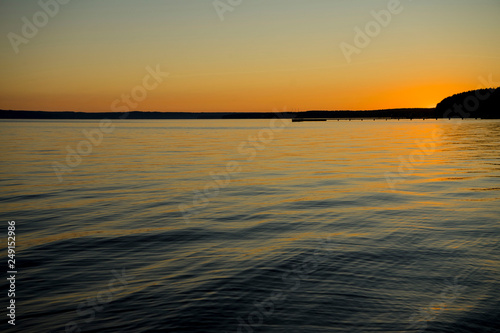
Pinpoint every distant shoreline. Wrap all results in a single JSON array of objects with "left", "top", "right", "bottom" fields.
[
  {"left": 0, "top": 108, "right": 494, "bottom": 120},
  {"left": 5, "top": 88, "right": 499, "bottom": 120},
  {"left": 0, "top": 108, "right": 499, "bottom": 120}
]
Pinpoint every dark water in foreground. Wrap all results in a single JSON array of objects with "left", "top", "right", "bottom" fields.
[{"left": 1, "top": 119, "right": 499, "bottom": 333}]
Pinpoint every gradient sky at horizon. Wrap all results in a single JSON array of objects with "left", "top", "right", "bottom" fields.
[{"left": 1, "top": 0, "right": 499, "bottom": 112}]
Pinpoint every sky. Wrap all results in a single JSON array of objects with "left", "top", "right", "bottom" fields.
[{"left": 0, "top": 0, "right": 499, "bottom": 112}]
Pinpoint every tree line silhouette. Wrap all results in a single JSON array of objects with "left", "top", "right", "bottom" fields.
[
  {"left": 1, "top": 88, "right": 499, "bottom": 120},
  {"left": 435, "top": 88, "right": 500, "bottom": 119}
]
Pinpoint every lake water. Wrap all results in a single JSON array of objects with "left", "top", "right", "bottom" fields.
[{"left": 1, "top": 119, "right": 499, "bottom": 332}]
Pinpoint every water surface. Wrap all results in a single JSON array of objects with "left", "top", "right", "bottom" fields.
[{"left": 1, "top": 119, "right": 499, "bottom": 332}]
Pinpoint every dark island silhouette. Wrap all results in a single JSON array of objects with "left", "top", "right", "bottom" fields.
[
  {"left": 1, "top": 87, "right": 498, "bottom": 120},
  {"left": 435, "top": 87, "right": 500, "bottom": 119}
]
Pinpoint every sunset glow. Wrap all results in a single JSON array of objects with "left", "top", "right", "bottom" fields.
[{"left": 1, "top": 0, "right": 499, "bottom": 112}]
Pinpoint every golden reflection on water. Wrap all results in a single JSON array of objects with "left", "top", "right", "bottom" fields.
[
  {"left": 1, "top": 119, "right": 499, "bottom": 251},
  {"left": 0, "top": 119, "right": 499, "bottom": 333}
]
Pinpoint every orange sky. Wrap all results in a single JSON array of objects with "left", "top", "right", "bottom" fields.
[{"left": 1, "top": 0, "right": 499, "bottom": 112}]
